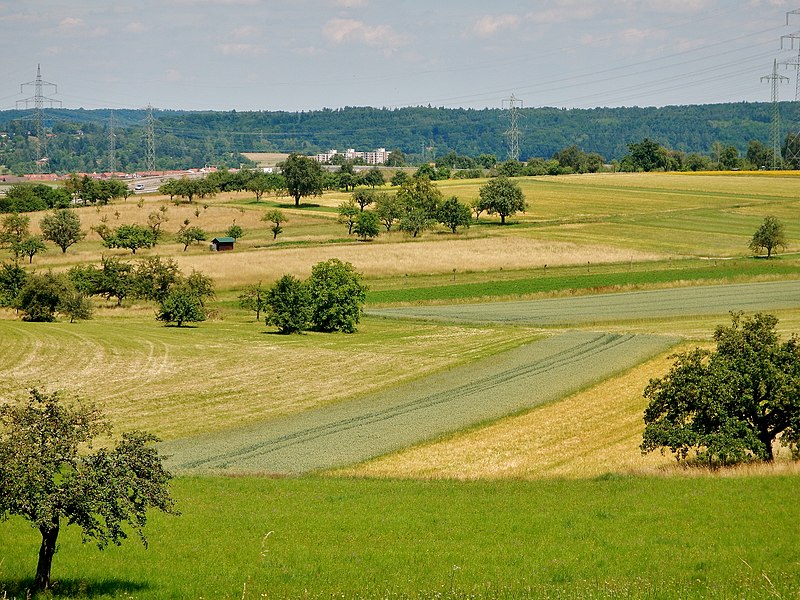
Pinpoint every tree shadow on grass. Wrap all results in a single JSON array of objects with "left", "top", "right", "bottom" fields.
[{"left": 1, "top": 577, "right": 149, "bottom": 599}]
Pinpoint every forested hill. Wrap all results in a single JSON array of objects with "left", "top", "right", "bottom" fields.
[{"left": 0, "top": 102, "right": 798, "bottom": 174}]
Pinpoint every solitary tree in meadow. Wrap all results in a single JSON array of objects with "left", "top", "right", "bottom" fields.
[
  {"left": 641, "top": 313, "right": 800, "bottom": 465},
  {"left": 477, "top": 176, "right": 526, "bottom": 224},
  {"left": 281, "top": 153, "right": 324, "bottom": 207},
  {"left": 0, "top": 389, "right": 177, "bottom": 591},
  {"left": 749, "top": 216, "right": 786, "bottom": 258},
  {"left": 40, "top": 209, "right": 86, "bottom": 253},
  {"left": 263, "top": 209, "right": 286, "bottom": 240}
]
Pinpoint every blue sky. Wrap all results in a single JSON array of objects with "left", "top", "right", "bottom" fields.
[{"left": 1, "top": 1, "right": 798, "bottom": 111}]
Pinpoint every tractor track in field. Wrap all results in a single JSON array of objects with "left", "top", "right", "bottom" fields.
[{"left": 163, "top": 331, "right": 679, "bottom": 474}]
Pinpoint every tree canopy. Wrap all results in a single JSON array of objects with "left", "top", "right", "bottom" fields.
[
  {"left": 306, "top": 258, "right": 367, "bottom": 333},
  {"left": 478, "top": 176, "right": 526, "bottom": 224},
  {"left": 749, "top": 216, "right": 787, "bottom": 258},
  {"left": 281, "top": 153, "right": 324, "bottom": 207},
  {"left": 641, "top": 313, "right": 800, "bottom": 465},
  {"left": 0, "top": 389, "right": 177, "bottom": 591},
  {"left": 39, "top": 209, "right": 86, "bottom": 253}
]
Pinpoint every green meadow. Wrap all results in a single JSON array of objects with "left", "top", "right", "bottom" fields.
[
  {"left": 2, "top": 477, "right": 799, "bottom": 599},
  {"left": 2, "top": 172, "right": 800, "bottom": 598}
]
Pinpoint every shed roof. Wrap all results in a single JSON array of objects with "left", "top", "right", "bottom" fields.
[{"left": 212, "top": 237, "right": 236, "bottom": 243}]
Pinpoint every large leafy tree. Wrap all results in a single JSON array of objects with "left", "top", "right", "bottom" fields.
[
  {"left": 104, "top": 224, "right": 156, "bottom": 254},
  {"left": 176, "top": 225, "right": 207, "bottom": 251},
  {"left": 0, "top": 261, "right": 28, "bottom": 308},
  {"left": 641, "top": 313, "right": 800, "bottom": 465},
  {"left": 437, "top": 196, "right": 472, "bottom": 233},
  {"left": 265, "top": 274, "right": 312, "bottom": 334},
  {"left": 16, "top": 271, "right": 80, "bottom": 322},
  {"left": 749, "top": 215, "right": 786, "bottom": 258},
  {"left": 478, "top": 176, "right": 526, "bottom": 224},
  {"left": 0, "top": 389, "right": 177, "bottom": 591},
  {"left": 0, "top": 213, "right": 31, "bottom": 258},
  {"left": 156, "top": 286, "right": 207, "bottom": 327},
  {"left": 281, "top": 153, "right": 324, "bottom": 207},
  {"left": 39, "top": 209, "right": 86, "bottom": 254},
  {"left": 354, "top": 210, "right": 380, "bottom": 241},
  {"left": 307, "top": 258, "right": 366, "bottom": 333}
]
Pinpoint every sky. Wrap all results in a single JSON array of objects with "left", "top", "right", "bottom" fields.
[{"left": 1, "top": 0, "right": 799, "bottom": 113}]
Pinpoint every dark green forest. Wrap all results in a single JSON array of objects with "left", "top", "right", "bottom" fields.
[{"left": 0, "top": 102, "right": 798, "bottom": 174}]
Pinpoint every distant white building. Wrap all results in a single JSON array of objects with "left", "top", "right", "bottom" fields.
[{"left": 313, "top": 148, "right": 390, "bottom": 165}]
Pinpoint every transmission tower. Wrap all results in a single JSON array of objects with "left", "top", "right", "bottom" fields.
[
  {"left": 145, "top": 105, "right": 156, "bottom": 172},
  {"left": 16, "top": 64, "right": 61, "bottom": 174},
  {"left": 502, "top": 94, "right": 523, "bottom": 162},
  {"left": 107, "top": 111, "right": 116, "bottom": 173},
  {"left": 782, "top": 11, "right": 800, "bottom": 167},
  {"left": 761, "top": 59, "right": 789, "bottom": 169}
]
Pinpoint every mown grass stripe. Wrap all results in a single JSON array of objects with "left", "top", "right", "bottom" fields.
[
  {"left": 370, "top": 279, "right": 800, "bottom": 326},
  {"left": 366, "top": 261, "right": 800, "bottom": 305}
]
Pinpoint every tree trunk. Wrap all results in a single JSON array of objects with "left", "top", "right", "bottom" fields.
[
  {"left": 759, "top": 431, "right": 775, "bottom": 461},
  {"left": 35, "top": 516, "right": 60, "bottom": 591},
  {"left": 294, "top": 195, "right": 300, "bottom": 207},
  {"left": 500, "top": 214, "right": 506, "bottom": 224}
]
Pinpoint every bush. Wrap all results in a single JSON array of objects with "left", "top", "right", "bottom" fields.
[{"left": 16, "top": 271, "right": 82, "bottom": 322}]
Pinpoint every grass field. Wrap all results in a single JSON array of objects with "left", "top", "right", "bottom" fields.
[
  {"left": 18, "top": 172, "right": 800, "bottom": 289},
  {"left": 366, "top": 257, "right": 800, "bottom": 305},
  {"left": 2, "top": 172, "right": 800, "bottom": 598},
  {"left": 0, "top": 316, "right": 539, "bottom": 441},
  {"left": 370, "top": 279, "right": 800, "bottom": 328},
  {"left": 2, "top": 476, "right": 800, "bottom": 599},
  {"left": 161, "top": 332, "right": 678, "bottom": 474}
]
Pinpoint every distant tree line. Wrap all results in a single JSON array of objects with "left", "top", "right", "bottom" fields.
[{"left": 1, "top": 102, "right": 799, "bottom": 174}]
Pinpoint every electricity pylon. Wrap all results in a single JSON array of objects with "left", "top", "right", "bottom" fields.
[
  {"left": 17, "top": 64, "right": 61, "bottom": 173},
  {"left": 502, "top": 94, "right": 523, "bottom": 162},
  {"left": 761, "top": 59, "right": 789, "bottom": 169}
]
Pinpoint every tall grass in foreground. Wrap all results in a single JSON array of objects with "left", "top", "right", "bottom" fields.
[{"left": 1, "top": 476, "right": 798, "bottom": 599}]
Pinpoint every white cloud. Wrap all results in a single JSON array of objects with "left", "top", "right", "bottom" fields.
[
  {"left": 231, "top": 25, "right": 260, "bottom": 38},
  {"left": 620, "top": 28, "right": 651, "bottom": 44},
  {"left": 125, "top": 21, "right": 146, "bottom": 34},
  {"left": 331, "top": 0, "right": 368, "bottom": 6},
  {"left": 55, "top": 17, "right": 108, "bottom": 38},
  {"left": 526, "top": 1, "right": 598, "bottom": 25},
  {"left": 217, "top": 43, "right": 267, "bottom": 56},
  {"left": 58, "top": 17, "right": 84, "bottom": 30},
  {"left": 164, "top": 69, "right": 184, "bottom": 82},
  {"left": 470, "top": 15, "right": 520, "bottom": 38},
  {"left": 322, "top": 18, "right": 409, "bottom": 49}
]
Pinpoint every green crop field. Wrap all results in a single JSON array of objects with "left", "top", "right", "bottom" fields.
[
  {"left": 2, "top": 172, "right": 800, "bottom": 598},
  {"left": 370, "top": 279, "right": 800, "bottom": 328}
]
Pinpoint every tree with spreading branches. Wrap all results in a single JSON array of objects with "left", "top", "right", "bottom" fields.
[{"left": 0, "top": 389, "right": 177, "bottom": 591}]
